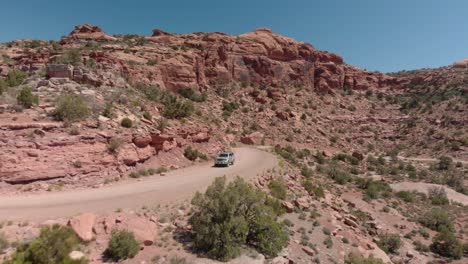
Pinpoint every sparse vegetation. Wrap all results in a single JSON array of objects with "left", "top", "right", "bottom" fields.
[
  {"left": 121, "top": 117, "right": 133, "bottom": 128},
  {"left": 5, "top": 225, "right": 86, "bottom": 264},
  {"left": 345, "top": 254, "right": 385, "bottom": 264},
  {"left": 189, "top": 177, "right": 288, "bottom": 261},
  {"left": 104, "top": 230, "right": 140, "bottom": 261},
  {"left": 51, "top": 49, "right": 82, "bottom": 65},
  {"left": 418, "top": 208, "right": 453, "bottom": 232},
  {"left": 184, "top": 146, "right": 208, "bottom": 161},
  {"left": 430, "top": 227, "right": 464, "bottom": 259},
  {"left": 54, "top": 94, "right": 90, "bottom": 122},
  {"left": 17, "top": 86, "right": 39, "bottom": 108},
  {"left": 268, "top": 179, "right": 287, "bottom": 200},
  {"left": 376, "top": 233, "right": 401, "bottom": 254}
]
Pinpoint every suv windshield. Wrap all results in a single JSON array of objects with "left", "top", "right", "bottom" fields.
[{"left": 219, "top": 153, "right": 229, "bottom": 158}]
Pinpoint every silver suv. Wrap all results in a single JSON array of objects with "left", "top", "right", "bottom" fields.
[{"left": 214, "top": 151, "right": 235, "bottom": 167}]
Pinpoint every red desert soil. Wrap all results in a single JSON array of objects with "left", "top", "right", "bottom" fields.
[{"left": 0, "top": 147, "right": 277, "bottom": 220}]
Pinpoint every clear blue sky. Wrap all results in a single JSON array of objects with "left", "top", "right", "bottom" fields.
[{"left": 1, "top": 0, "right": 467, "bottom": 72}]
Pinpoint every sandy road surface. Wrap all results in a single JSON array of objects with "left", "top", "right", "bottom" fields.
[
  {"left": 0, "top": 147, "right": 277, "bottom": 220},
  {"left": 391, "top": 182, "right": 468, "bottom": 206}
]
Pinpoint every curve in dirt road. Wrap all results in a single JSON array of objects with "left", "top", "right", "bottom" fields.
[{"left": 0, "top": 147, "right": 278, "bottom": 220}]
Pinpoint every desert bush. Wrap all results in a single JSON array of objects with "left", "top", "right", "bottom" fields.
[
  {"left": 163, "top": 96, "right": 195, "bottom": 119},
  {"left": 413, "top": 240, "right": 430, "bottom": 252},
  {"left": 17, "top": 86, "right": 39, "bottom": 108},
  {"left": 189, "top": 177, "right": 288, "bottom": 261},
  {"left": 377, "top": 233, "right": 401, "bottom": 254},
  {"left": 54, "top": 94, "right": 90, "bottom": 122},
  {"left": 140, "top": 84, "right": 195, "bottom": 119},
  {"left": 430, "top": 227, "right": 463, "bottom": 259},
  {"left": 328, "top": 163, "right": 351, "bottom": 184},
  {"left": 355, "top": 178, "right": 391, "bottom": 199},
  {"left": 418, "top": 209, "right": 453, "bottom": 232},
  {"left": 5, "top": 69, "right": 28, "bottom": 87},
  {"left": 437, "top": 156, "right": 453, "bottom": 170},
  {"left": 142, "top": 111, "right": 152, "bottom": 120},
  {"left": 428, "top": 186, "right": 449, "bottom": 205},
  {"left": 104, "top": 230, "right": 140, "bottom": 261},
  {"left": 102, "top": 103, "right": 114, "bottom": 118},
  {"left": 300, "top": 166, "right": 314, "bottom": 178},
  {"left": 107, "top": 138, "right": 123, "bottom": 154},
  {"left": 268, "top": 179, "right": 287, "bottom": 200},
  {"left": 395, "top": 191, "right": 417, "bottom": 203},
  {"left": 154, "top": 119, "right": 169, "bottom": 132},
  {"left": 0, "top": 79, "right": 6, "bottom": 95},
  {"left": 179, "top": 87, "right": 206, "bottom": 102},
  {"left": 121, "top": 117, "right": 133, "bottom": 128},
  {"left": 51, "top": 49, "right": 82, "bottom": 65},
  {"left": 345, "top": 254, "right": 385, "bottom": 264},
  {"left": 222, "top": 101, "right": 239, "bottom": 117},
  {"left": 183, "top": 146, "right": 208, "bottom": 161},
  {"left": 0, "top": 232, "right": 8, "bottom": 253},
  {"left": 5, "top": 225, "right": 85, "bottom": 264},
  {"left": 302, "top": 180, "right": 324, "bottom": 198},
  {"left": 333, "top": 153, "right": 359, "bottom": 165}
]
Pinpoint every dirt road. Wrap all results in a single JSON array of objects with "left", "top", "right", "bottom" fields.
[
  {"left": 0, "top": 147, "right": 277, "bottom": 220},
  {"left": 390, "top": 182, "right": 468, "bottom": 206}
]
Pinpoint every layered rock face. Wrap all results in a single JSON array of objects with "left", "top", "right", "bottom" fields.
[
  {"left": 131, "top": 27, "right": 402, "bottom": 92},
  {"left": 66, "top": 24, "right": 117, "bottom": 42}
]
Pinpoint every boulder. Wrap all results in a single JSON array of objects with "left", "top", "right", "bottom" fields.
[
  {"left": 281, "top": 201, "right": 294, "bottom": 213},
  {"left": 133, "top": 135, "right": 152, "bottom": 148},
  {"left": 294, "top": 197, "right": 310, "bottom": 209},
  {"left": 47, "top": 64, "right": 74, "bottom": 79},
  {"left": 118, "top": 217, "right": 157, "bottom": 246},
  {"left": 68, "top": 212, "right": 96, "bottom": 242},
  {"left": 240, "top": 131, "right": 264, "bottom": 145}
]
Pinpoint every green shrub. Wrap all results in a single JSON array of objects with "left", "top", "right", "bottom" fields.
[
  {"left": 395, "top": 191, "right": 417, "bottom": 202},
  {"left": 430, "top": 227, "right": 463, "bottom": 259},
  {"left": 333, "top": 153, "right": 359, "bottom": 165},
  {"left": 5, "top": 225, "right": 85, "bottom": 264},
  {"left": 323, "top": 236, "right": 333, "bottom": 248},
  {"left": 104, "top": 230, "right": 140, "bottom": 261},
  {"left": 301, "top": 166, "right": 314, "bottom": 178},
  {"left": 102, "top": 103, "right": 114, "bottom": 118},
  {"left": 183, "top": 146, "right": 208, "bottom": 161},
  {"left": 222, "top": 101, "right": 239, "bottom": 117},
  {"left": 139, "top": 84, "right": 195, "bottom": 119},
  {"left": 0, "top": 232, "right": 8, "bottom": 253},
  {"left": 107, "top": 138, "right": 123, "bottom": 154},
  {"left": 0, "top": 79, "right": 6, "bottom": 95},
  {"left": 302, "top": 180, "right": 324, "bottom": 198},
  {"left": 156, "top": 118, "right": 169, "bottom": 131},
  {"left": 413, "top": 240, "right": 430, "bottom": 252},
  {"left": 418, "top": 209, "right": 453, "bottom": 232},
  {"left": 142, "top": 111, "right": 152, "bottom": 120},
  {"left": 328, "top": 163, "right": 351, "bottom": 184},
  {"left": 5, "top": 69, "right": 27, "bottom": 87},
  {"left": 268, "top": 180, "right": 287, "bottom": 200},
  {"left": 179, "top": 87, "right": 206, "bottom": 102},
  {"left": 163, "top": 97, "right": 194, "bottom": 119},
  {"left": 17, "top": 87, "right": 39, "bottom": 108},
  {"left": 190, "top": 177, "right": 288, "bottom": 261},
  {"left": 377, "top": 233, "right": 401, "bottom": 254},
  {"left": 51, "top": 49, "right": 82, "bottom": 65},
  {"left": 121, "top": 117, "right": 133, "bottom": 128},
  {"left": 345, "top": 254, "right": 385, "bottom": 264},
  {"left": 54, "top": 94, "right": 90, "bottom": 122},
  {"left": 428, "top": 186, "right": 449, "bottom": 205},
  {"left": 437, "top": 156, "right": 453, "bottom": 170},
  {"left": 355, "top": 178, "right": 391, "bottom": 199}
]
